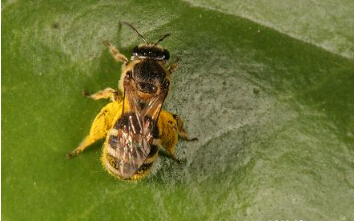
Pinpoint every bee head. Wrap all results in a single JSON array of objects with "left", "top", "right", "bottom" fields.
[
  {"left": 132, "top": 45, "right": 170, "bottom": 60},
  {"left": 121, "top": 22, "right": 171, "bottom": 61}
]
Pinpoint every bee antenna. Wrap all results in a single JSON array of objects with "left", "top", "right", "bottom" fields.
[
  {"left": 154, "top": 33, "right": 171, "bottom": 45},
  {"left": 121, "top": 21, "right": 148, "bottom": 43}
]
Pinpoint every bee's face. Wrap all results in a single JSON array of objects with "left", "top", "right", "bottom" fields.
[{"left": 132, "top": 44, "right": 170, "bottom": 61}]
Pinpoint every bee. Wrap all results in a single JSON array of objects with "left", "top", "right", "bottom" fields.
[{"left": 67, "top": 22, "right": 197, "bottom": 181}]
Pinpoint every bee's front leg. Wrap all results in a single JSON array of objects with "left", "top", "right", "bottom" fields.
[
  {"left": 104, "top": 40, "right": 129, "bottom": 64},
  {"left": 167, "top": 57, "right": 180, "bottom": 73},
  {"left": 83, "top": 87, "right": 122, "bottom": 102}
]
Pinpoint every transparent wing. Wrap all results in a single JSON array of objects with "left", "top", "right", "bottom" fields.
[{"left": 108, "top": 76, "right": 167, "bottom": 179}]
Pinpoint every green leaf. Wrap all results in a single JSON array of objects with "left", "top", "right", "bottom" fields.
[{"left": 2, "top": 0, "right": 354, "bottom": 220}]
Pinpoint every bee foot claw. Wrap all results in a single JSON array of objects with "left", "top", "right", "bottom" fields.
[
  {"left": 82, "top": 91, "right": 90, "bottom": 97},
  {"left": 186, "top": 137, "right": 198, "bottom": 142},
  {"left": 66, "top": 152, "right": 77, "bottom": 159},
  {"left": 103, "top": 39, "right": 111, "bottom": 47}
]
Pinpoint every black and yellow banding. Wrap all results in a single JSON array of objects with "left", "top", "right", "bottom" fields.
[
  {"left": 101, "top": 140, "right": 159, "bottom": 181},
  {"left": 101, "top": 113, "right": 161, "bottom": 181},
  {"left": 68, "top": 98, "right": 192, "bottom": 180}
]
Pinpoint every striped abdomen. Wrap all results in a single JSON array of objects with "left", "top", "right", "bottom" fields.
[{"left": 102, "top": 114, "right": 160, "bottom": 180}]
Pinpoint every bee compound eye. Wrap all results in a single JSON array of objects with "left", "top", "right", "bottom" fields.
[
  {"left": 132, "top": 46, "right": 139, "bottom": 56},
  {"left": 126, "top": 71, "right": 132, "bottom": 78},
  {"left": 163, "top": 49, "right": 170, "bottom": 60}
]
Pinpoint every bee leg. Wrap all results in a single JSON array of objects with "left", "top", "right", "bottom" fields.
[
  {"left": 169, "top": 152, "right": 182, "bottom": 164},
  {"left": 167, "top": 57, "right": 180, "bottom": 73},
  {"left": 104, "top": 40, "right": 129, "bottom": 64},
  {"left": 173, "top": 115, "right": 198, "bottom": 141},
  {"left": 168, "top": 63, "right": 178, "bottom": 73},
  {"left": 67, "top": 102, "right": 121, "bottom": 159},
  {"left": 156, "top": 111, "right": 181, "bottom": 163},
  {"left": 67, "top": 136, "right": 96, "bottom": 159},
  {"left": 160, "top": 143, "right": 182, "bottom": 164},
  {"left": 83, "top": 87, "right": 123, "bottom": 102}
]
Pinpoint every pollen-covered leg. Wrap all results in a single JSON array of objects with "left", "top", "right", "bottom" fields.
[
  {"left": 83, "top": 87, "right": 122, "bottom": 102},
  {"left": 67, "top": 136, "right": 97, "bottom": 159},
  {"left": 158, "top": 111, "right": 181, "bottom": 163},
  {"left": 158, "top": 111, "right": 197, "bottom": 163},
  {"left": 67, "top": 101, "right": 122, "bottom": 159},
  {"left": 173, "top": 115, "right": 198, "bottom": 141},
  {"left": 104, "top": 40, "right": 129, "bottom": 64}
]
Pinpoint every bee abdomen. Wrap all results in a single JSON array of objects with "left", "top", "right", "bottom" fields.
[{"left": 102, "top": 143, "right": 158, "bottom": 180}]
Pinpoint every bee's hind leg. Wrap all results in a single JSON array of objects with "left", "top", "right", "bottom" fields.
[
  {"left": 173, "top": 115, "right": 198, "bottom": 141},
  {"left": 169, "top": 152, "right": 182, "bottom": 164},
  {"left": 67, "top": 102, "right": 121, "bottom": 159},
  {"left": 66, "top": 136, "right": 97, "bottom": 159},
  {"left": 158, "top": 111, "right": 197, "bottom": 164}
]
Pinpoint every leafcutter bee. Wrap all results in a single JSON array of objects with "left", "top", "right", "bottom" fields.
[{"left": 67, "top": 22, "right": 197, "bottom": 180}]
